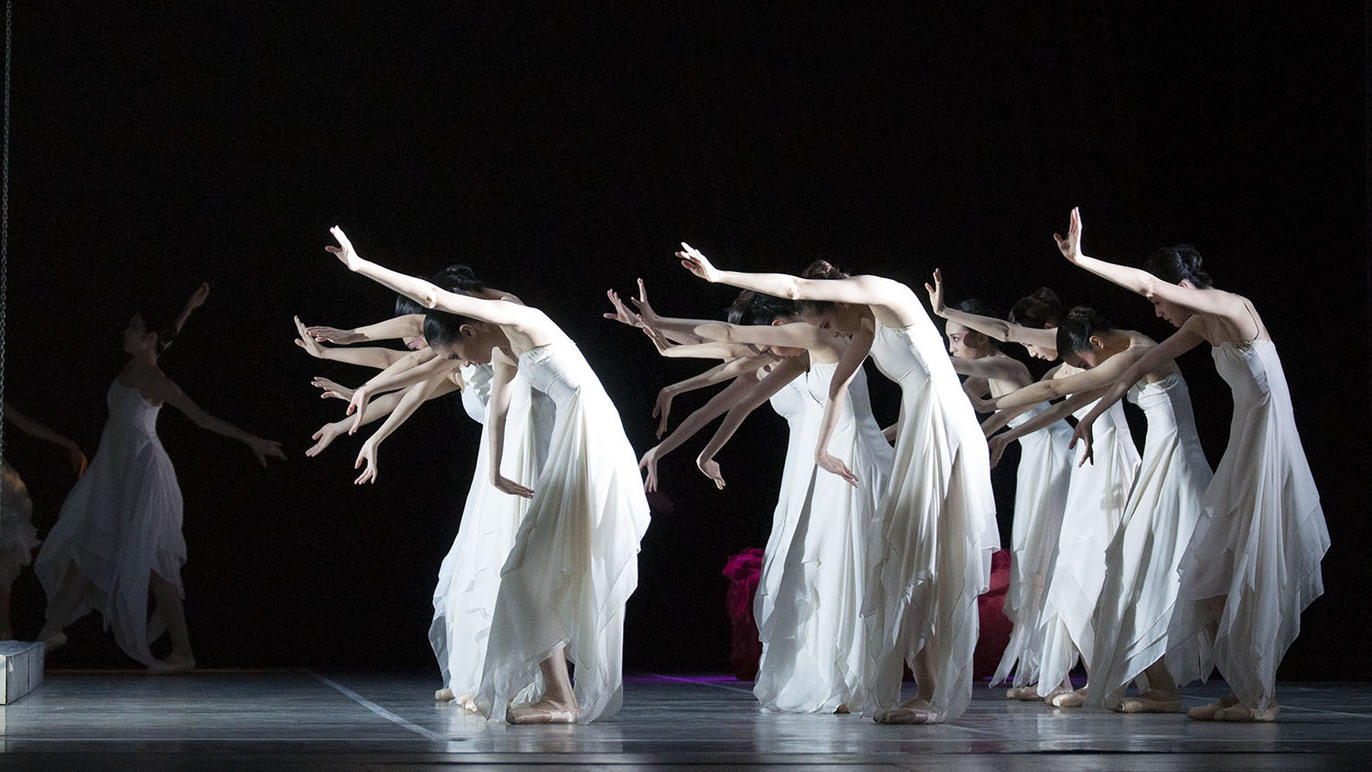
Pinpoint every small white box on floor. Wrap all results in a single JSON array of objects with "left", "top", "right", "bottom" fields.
[{"left": 0, "top": 641, "right": 45, "bottom": 704}]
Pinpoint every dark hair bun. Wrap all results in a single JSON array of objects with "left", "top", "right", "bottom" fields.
[
  {"left": 1009, "top": 287, "right": 1064, "bottom": 329},
  {"left": 1143, "top": 244, "right": 1213, "bottom": 288},
  {"left": 801, "top": 259, "right": 849, "bottom": 280}
]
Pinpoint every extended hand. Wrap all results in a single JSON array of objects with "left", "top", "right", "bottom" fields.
[
  {"left": 651, "top": 387, "right": 675, "bottom": 438},
  {"left": 311, "top": 377, "right": 354, "bottom": 401},
  {"left": 816, "top": 451, "right": 859, "bottom": 487},
  {"left": 293, "top": 316, "right": 329, "bottom": 358},
  {"left": 354, "top": 441, "right": 379, "bottom": 484},
  {"left": 1069, "top": 419, "right": 1096, "bottom": 466},
  {"left": 1053, "top": 207, "right": 1085, "bottom": 264},
  {"left": 696, "top": 455, "right": 726, "bottom": 490},
  {"left": 346, "top": 387, "right": 372, "bottom": 434},
  {"left": 493, "top": 474, "right": 534, "bottom": 499},
  {"left": 627, "top": 277, "right": 661, "bottom": 325},
  {"left": 326, "top": 226, "right": 363, "bottom": 271},
  {"left": 247, "top": 437, "right": 286, "bottom": 468},
  {"left": 306, "top": 422, "right": 346, "bottom": 457},
  {"left": 923, "top": 268, "right": 946, "bottom": 316},
  {"left": 988, "top": 435, "right": 1010, "bottom": 469},
  {"left": 303, "top": 324, "right": 363, "bottom": 345},
  {"left": 676, "top": 242, "right": 720, "bottom": 283},
  {"left": 603, "top": 288, "right": 642, "bottom": 327},
  {"left": 639, "top": 445, "right": 662, "bottom": 492}
]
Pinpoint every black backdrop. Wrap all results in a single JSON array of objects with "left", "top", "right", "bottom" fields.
[{"left": 5, "top": 2, "right": 1368, "bottom": 679}]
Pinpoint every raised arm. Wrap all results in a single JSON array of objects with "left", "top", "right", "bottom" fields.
[
  {"left": 351, "top": 376, "right": 459, "bottom": 485},
  {"left": 328, "top": 227, "right": 534, "bottom": 329},
  {"left": 3, "top": 402, "right": 87, "bottom": 476},
  {"left": 677, "top": 243, "right": 913, "bottom": 316},
  {"left": 604, "top": 281, "right": 716, "bottom": 345},
  {"left": 1055, "top": 207, "right": 1236, "bottom": 318},
  {"left": 172, "top": 282, "right": 211, "bottom": 339},
  {"left": 926, "top": 269, "right": 1057, "bottom": 349},
  {"left": 148, "top": 378, "right": 285, "bottom": 467},
  {"left": 691, "top": 356, "right": 809, "bottom": 490},
  {"left": 812, "top": 322, "right": 876, "bottom": 486}
]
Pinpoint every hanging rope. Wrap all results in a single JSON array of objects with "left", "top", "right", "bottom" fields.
[{"left": 0, "top": 0, "right": 12, "bottom": 464}]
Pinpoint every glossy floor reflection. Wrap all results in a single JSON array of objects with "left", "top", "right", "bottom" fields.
[{"left": 1, "top": 670, "right": 1368, "bottom": 769}]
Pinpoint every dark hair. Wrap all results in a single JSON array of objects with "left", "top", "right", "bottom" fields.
[
  {"left": 1056, "top": 306, "right": 1117, "bottom": 357},
  {"left": 1009, "top": 287, "right": 1064, "bottom": 329},
  {"left": 796, "top": 259, "right": 849, "bottom": 314},
  {"left": 953, "top": 299, "right": 1001, "bottom": 350},
  {"left": 422, "top": 309, "right": 472, "bottom": 348},
  {"left": 135, "top": 306, "right": 179, "bottom": 354},
  {"left": 396, "top": 264, "right": 486, "bottom": 317},
  {"left": 1143, "top": 244, "right": 1212, "bottom": 288},
  {"left": 726, "top": 290, "right": 795, "bottom": 325}
]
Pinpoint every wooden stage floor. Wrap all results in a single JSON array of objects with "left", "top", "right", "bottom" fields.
[{"left": 2, "top": 670, "right": 1369, "bottom": 769}]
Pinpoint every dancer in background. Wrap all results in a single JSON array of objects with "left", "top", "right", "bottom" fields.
[
  {"left": 329, "top": 226, "right": 649, "bottom": 724},
  {"left": 35, "top": 284, "right": 284, "bottom": 671},
  {"left": 1, "top": 404, "right": 87, "bottom": 640},
  {"left": 1060, "top": 208, "right": 1327, "bottom": 722},
  {"left": 922, "top": 272, "right": 1075, "bottom": 700},
  {"left": 678, "top": 246, "right": 997, "bottom": 724}
]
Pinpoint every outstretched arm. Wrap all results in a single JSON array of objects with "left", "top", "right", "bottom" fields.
[
  {"left": 294, "top": 317, "right": 409, "bottom": 369},
  {"left": 351, "top": 376, "right": 458, "bottom": 485},
  {"left": 950, "top": 354, "right": 1033, "bottom": 384},
  {"left": 172, "top": 282, "right": 211, "bottom": 339},
  {"left": 1055, "top": 207, "right": 1236, "bottom": 318},
  {"left": 306, "top": 389, "right": 406, "bottom": 457},
  {"left": 651, "top": 354, "right": 774, "bottom": 439},
  {"left": 986, "top": 389, "right": 1102, "bottom": 468},
  {"left": 328, "top": 227, "right": 532, "bottom": 328},
  {"left": 926, "top": 268, "right": 1057, "bottom": 349},
  {"left": 691, "top": 356, "right": 808, "bottom": 490},
  {"left": 149, "top": 379, "right": 285, "bottom": 467},
  {"left": 693, "top": 320, "right": 840, "bottom": 359},
  {"left": 1070, "top": 319, "right": 1207, "bottom": 463},
  {"left": 305, "top": 314, "right": 426, "bottom": 346},
  {"left": 604, "top": 281, "right": 717, "bottom": 345},
  {"left": 677, "top": 243, "right": 911, "bottom": 311},
  {"left": 3, "top": 402, "right": 87, "bottom": 476},
  {"left": 812, "top": 322, "right": 875, "bottom": 486},
  {"left": 343, "top": 349, "right": 448, "bottom": 432},
  {"left": 639, "top": 370, "right": 770, "bottom": 492},
  {"left": 983, "top": 350, "right": 1146, "bottom": 411}
]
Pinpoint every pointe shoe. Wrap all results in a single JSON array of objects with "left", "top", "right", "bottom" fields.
[
  {"left": 834, "top": 703, "right": 850, "bottom": 714},
  {"left": 147, "top": 653, "right": 196, "bottom": 675},
  {"left": 1187, "top": 695, "right": 1240, "bottom": 721},
  {"left": 1117, "top": 693, "right": 1184, "bottom": 714},
  {"left": 874, "top": 706, "right": 935, "bottom": 724},
  {"left": 1049, "top": 688, "right": 1087, "bottom": 708},
  {"left": 507, "top": 702, "right": 580, "bottom": 725},
  {"left": 1006, "top": 686, "right": 1043, "bottom": 701},
  {"left": 434, "top": 687, "right": 456, "bottom": 702},
  {"left": 1214, "top": 704, "right": 1280, "bottom": 723},
  {"left": 40, "top": 632, "right": 68, "bottom": 656}
]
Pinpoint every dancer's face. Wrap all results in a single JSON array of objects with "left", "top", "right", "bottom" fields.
[
  {"left": 122, "top": 314, "right": 158, "bottom": 355},
  {"left": 1020, "top": 323, "right": 1057, "bottom": 360},
  {"left": 1150, "top": 295, "right": 1191, "bottom": 328},
  {"left": 945, "top": 321, "right": 986, "bottom": 359}
]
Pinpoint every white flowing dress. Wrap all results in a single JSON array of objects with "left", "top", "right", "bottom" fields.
[
  {"left": 754, "top": 363, "right": 893, "bottom": 713},
  {"left": 34, "top": 382, "right": 184, "bottom": 666},
  {"left": 475, "top": 338, "right": 651, "bottom": 723},
  {"left": 753, "top": 376, "right": 823, "bottom": 658},
  {"left": 1165, "top": 341, "right": 1327, "bottom": 713},
  {"left": 991, "top": 403, "right": 1075, "bottom": 688},
  {"left": 1035, "top": 399, "right": 1139, "bottom": 696},
  {"left": 429, "top": 364, "right": 554, "bottom": 707},
  {"left": 1087, "top": 374, "right": 1213, "bottom": 707},
  {"left": 861, "top": 320, "right": 999, "bottom": 721},
  {"left": 1, "top": 459, "right": 42, "bottom": 585}
]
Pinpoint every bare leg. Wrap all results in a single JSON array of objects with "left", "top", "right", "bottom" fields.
[
  {"left": 1118, "top": 659, "right": 1183, "bottom": 713},
  {"left": 146, "top": 572, "right": 195, "bottom": 673},
  {"left": 507, "top": 646, "right": 580, "bottom": 724}
]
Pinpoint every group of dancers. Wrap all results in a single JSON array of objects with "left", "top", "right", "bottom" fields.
[{"left": 5, "top": 208, "right": 1326, "bottom": 726}]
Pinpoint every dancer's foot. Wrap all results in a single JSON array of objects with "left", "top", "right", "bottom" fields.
[
  {"left": 875, "top": 698, "right": 936, "bottom": 724},
  {"left": 1006, "top": 685, "right": 1042, "bottom": 701},
  {"left": 1049, "top": 687, "right": 1087, "bottom": 708},
  {"left": 40, "top": 631, "right": 67, "bottom": 656},
  {"left": 1117, "top": 689, "right": 1184, "bottom": 714},
  {"left": 1214, "top": 703, "right": 1280, "bottom": 723},
  {"left": 1187, "top": 693, "right": 1239, "bottom": 720},
  {"left": 507, "top": 698, "right": 580, "bottom": 725},
  {"left": 147, "top": 652, "right": 196, "bottom": 675},
  {"left": 834, "top": 703, "right": 850, "bottom": 714},
  {"left": 434, "top": 687, "right": 455, "bottom": 702}
]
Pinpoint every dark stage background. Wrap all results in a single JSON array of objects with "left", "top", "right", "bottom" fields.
[{"left": 4, "top": 3, "right": 1368, "bottom": 679}]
